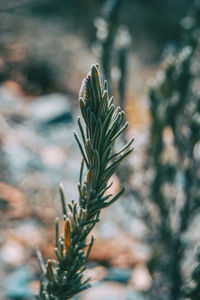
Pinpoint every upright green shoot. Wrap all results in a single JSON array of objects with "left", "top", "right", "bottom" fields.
[{"left": 37, "top": 65, "right": 133, "bottom": 300}]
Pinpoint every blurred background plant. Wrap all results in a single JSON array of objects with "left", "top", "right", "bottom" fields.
[
  {"left": 0, "top": 0, "right": 200, "bottom": 300},
  {"left": 184, "top": 243, "right": 200, "bottom": 299},
  {"left": 140, "top": 2, "right": 200, "bottom": 299}
]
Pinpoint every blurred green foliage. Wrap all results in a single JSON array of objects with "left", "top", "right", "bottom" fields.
[{"left": 144, "top": 1, "right": 200, "bottom": 299}]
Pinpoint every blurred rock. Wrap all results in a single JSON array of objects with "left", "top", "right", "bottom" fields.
[
  {"left": 14, "top": 219, "right": 44, "bottom": 247},
  {"left": 3, "top": 81, "right": 25, "bottom": 98},
  {"left": 4, "top": 266, "right": 33, "bottom": 299},
  {"left": 40, "top": 145, "right": 67, "bottom": 168},
  {"left": 83, "top": 265, "right": 108, "bottom": 283},
  {"left": 98, "top": 219, "right": 119, "bottom": 239},
  {"left": 89, "top": 234, "right": 150, "bottom": 268},
  {"left": 129, "top": 264, "right": 152, "bottom": 291},
  {"left": 105, "top": 267, "right": 132, "bottom": 283},
  {"left": 0, "top": 84, "right": 25, "bottom": 108},
  {"left": 0, "top": 182, "right": 31, "bottom": 219},
  {"left": 29, "top": 93, "right": 73, "bottom": 127},
  {"left": 80, "top": 282, "right": 126, "bottom": 300},
  {"left": 0, "top": 239, "right": 27, "bottom": 267},
  {"left": 129, "top": 218, "right": 148, "bottom": 239},
  {"left": 80, "top": 282, "right": 145, "bottom": 300},
  {"left": 2, "top": 144, "right": 42, "bottom": 179}
]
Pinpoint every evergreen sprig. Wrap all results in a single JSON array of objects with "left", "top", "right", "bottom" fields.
[{"left": 37, "top": 65, "right": 133, "bottom": 300}]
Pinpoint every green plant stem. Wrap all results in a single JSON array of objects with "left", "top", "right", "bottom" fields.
[{"left": 37, "top": 65, "right": 133, "bottom": 300}]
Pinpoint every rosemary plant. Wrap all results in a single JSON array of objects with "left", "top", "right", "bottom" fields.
[
  {"left": 148, "top": 46, "right": 194, "bottom": 300},
  {"left": 117, "top": 30, "right": 129, "bottom": 110},
  {"left": 100, "top": 0, "right": 123, "bottom": 85},
  {"left": 146, "top": 7, "right": 200, "bottom": 298},
  {"left": 37, "top": 65, "right": 133, "bottom": 300}
]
